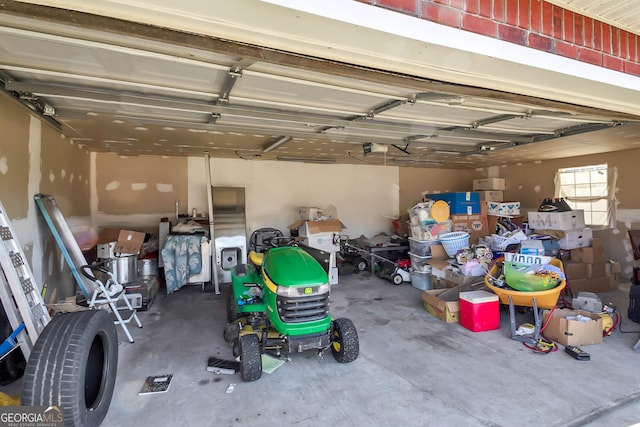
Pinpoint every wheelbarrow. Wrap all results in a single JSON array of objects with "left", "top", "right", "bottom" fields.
[{"left": 485, "top": 257, "right": 566, "bottom": 347}]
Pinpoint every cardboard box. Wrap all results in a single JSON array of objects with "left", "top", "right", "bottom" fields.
[
  {"left": 299, "top": 233, "right": 340, "bottom": 252},
  {"left": 427, "top": 258, "right": 450, "bottom": 280},
  {"left": 609, "top": 261, "right": 621, "bottom": 285},
  {"left": 487, "top": 201, "right": 520, "bottom": 216},
  {"left": 393, "top": 214, "right": 410, "bottom": 238},
  {"left": 98, "top": 227, "right": 122, "bottom": 244},
  {"left": 519, "top": 240, "right": 545, "bottom": 255},
  {"left": 588, "top": 275, "right": 618, "bottom": 293},
  {"left": 557, "top": 228, "right": 593, "bottom": 250},
  {"left": 527, "top": 210, "right": 585, "bottom": 231},
  {"left": 473, "top": 178, "right": 506, "bottom": 191},
  {"left": 564, "top": 261, "right": 588, "bottom": 280},
  {"left": 542, "top": 309, "right": 603, "bottom": 346},
  {"left": 587, "top": 262, "right": 607, "bottom": 279},
  {"left": 569, "top": 278, "right": 589, "bottom": 293},
  {"left": 477, "top": 190, "right": 503, "bottom": 201},
  {"left": 609, "top": 260, "right": 622, "bottom": 274},
  {"left": 422, "top": 289, "right": 459, "bottom": 323},
  {"left": 567, "top": 275, "right": 617, "bottom": 294},
  {"left": 445, "top": 268, "right": 485, "bottom": 287},
  {"left": 289, "top": 219, "right": 344, "bottom": 237},
  {"left": 114, "top": 229, "right": 146, "bottom": 255},
  {"left": 571, "top": 238, "right": 604, "bottom": 263},
  {"left": 429, "top": 244, "right": 449, "bottom": 260},
  {"left": 450, "top": 212, "right": 489, "bottom": 245},
  {"left": 427, "top": 192, "right": 481, "bottom": 215}
]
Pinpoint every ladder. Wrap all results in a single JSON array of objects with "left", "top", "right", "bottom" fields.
[{"left": 0, "top": 200, "right": 50, "bottom": 360}]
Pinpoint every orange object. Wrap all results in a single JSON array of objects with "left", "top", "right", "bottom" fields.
[
  {"left": 484, "top": 257, "right": 566, "bottom": 309},
  {"left": 430, "top": 200, "right": 450, "bottom": 223}
]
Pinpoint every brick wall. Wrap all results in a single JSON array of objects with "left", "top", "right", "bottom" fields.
[{"left": 360, "top": 0, "right": 640, "bottom": 76}]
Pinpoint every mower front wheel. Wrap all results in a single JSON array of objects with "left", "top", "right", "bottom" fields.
[
  {"left": 391, "top": 273, "right": 404, "bottom": 286},
  {"left": 239, "top": 334, "right": 262, "bottom": 382},
  {"left": 331, "top": 318, "right": 359, "bottom": 363}
]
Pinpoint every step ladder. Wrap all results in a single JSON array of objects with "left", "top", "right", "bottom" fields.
[{"left": 0, "top": 200, "right": 50, "bottom": 360}]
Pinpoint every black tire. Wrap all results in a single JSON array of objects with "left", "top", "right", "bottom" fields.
[
  {"left": 223, "top": 322, "right": 240, "bottom": 344},
  {"left": 22, "top": 310, "right": 118, "bottom": 427},
  {"left": 331, "top": 318, "right": 359, "bottom": 363},
  {"left": 352, "top": 257, "right": 368, "bottom": 272},
  {"left": 391, "top": 273, "right": 404, "bottom": 286},
  {"left": 239, "top": 334, "right": 262, "bottom": 382},
  {"left": 226, "top": 290, "right": 240, "bottom": 323}
]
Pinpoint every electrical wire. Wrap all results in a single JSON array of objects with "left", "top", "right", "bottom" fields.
[
  {"left": 521, "top": 305, "right": 558, "bottom": 354},
  {"left": 603, "top": 310, "right": 619, "bottom": 336}
]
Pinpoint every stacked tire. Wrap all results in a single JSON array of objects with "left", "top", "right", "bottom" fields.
[{"left": 22, "top": 310, "right": 118, "bottom": 427}]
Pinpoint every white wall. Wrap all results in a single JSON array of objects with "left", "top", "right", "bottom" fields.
[{"left": 187, "top": 157, "right": 399, "bottom": 239}]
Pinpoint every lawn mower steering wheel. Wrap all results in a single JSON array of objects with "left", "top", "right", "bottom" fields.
[{"left": 264, "top": 236, "right": 297, "bottom": 247}]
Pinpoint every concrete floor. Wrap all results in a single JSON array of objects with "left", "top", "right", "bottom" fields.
[{"left": 4, "top": 273, "right": 640, "bottom": 426}]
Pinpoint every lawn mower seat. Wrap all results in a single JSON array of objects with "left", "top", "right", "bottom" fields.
[
  {"left": 249, "top": 227, "right": 283, "bottom": 253},
  {"left": 248, "top": 251, "right": 264, "bottom": 267}
]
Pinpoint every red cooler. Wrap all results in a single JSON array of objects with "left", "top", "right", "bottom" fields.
[{"left": 459, "top": 290, "right": 500, "bottom": 332}]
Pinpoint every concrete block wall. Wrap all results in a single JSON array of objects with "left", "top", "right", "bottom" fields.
[{"left": 358, "top": 0, "right": 640, "bottom": 76}]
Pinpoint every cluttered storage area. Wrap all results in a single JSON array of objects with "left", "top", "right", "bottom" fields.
[{"left": 3, "top": 169, "right": 640, "bottom": 426}]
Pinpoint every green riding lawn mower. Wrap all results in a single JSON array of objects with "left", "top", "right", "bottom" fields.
[{"left": 224, "top": 237, "right": 359, "bottom": 381}]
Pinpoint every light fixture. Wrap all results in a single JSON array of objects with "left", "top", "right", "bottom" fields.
[
  {"left": 263, "top": 136, "right": 291, "bottom": 153},
  {"left": 392, "top": 158, "right": 442, "bottom": 166},
  {"left": 433, "top": 149, "right": 464, "bottom": 155},
  {"left": 478, "top": 142, "right": 516, "bottom": 151},
  {"left": 277, "top": 156, "right": 335, "bottom": 164},
  {"left": 363, "top": 142, "right": 388, "bottom": 156},
  {"left": 42, "top": 103, "right": 55, "bottom": 116}
]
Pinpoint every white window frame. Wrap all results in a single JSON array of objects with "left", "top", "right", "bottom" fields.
[{"left": 554, "top": 164, "right": 617, "bottom": 229}]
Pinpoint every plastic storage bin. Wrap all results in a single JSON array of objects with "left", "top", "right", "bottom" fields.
[
  {"left": 408, "top": 252, "right": 431, "bottom": 272},
  {"left": 408, "top": 237, "right": 437, "bottom": 256},
  {"left": 410, "top": 269, "right": 432, "bottom": 290}
]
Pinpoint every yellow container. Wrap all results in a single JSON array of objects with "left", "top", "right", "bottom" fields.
[{"left": 484, "top": 257, "right": 566, "bottom": 309}]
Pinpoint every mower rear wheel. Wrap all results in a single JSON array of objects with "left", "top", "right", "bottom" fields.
[
  {"left": 391, "top": 273, "right": 404, "bottom": 286},
  {"left": 239, "top": 334, "right": 262, "bottom": 382},
  {"left": 331, "top": 318, "right": 359, "bottom": 363},
  {"left": 352, "top": 257, "right": 368, "bottom": 273}
]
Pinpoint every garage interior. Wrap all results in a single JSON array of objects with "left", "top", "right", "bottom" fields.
[{"left": 1, "top": 0, "right": 640, "bottom": 425}]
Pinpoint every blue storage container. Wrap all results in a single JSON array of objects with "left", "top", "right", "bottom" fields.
[{"left": 427, "top": 192, "right": 480, "bottom": 215}]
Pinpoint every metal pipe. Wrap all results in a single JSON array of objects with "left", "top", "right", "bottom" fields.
[{"left": 204, "top": 152, "right": 220, "bottom": 295}]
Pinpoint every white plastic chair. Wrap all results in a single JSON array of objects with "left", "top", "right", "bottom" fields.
[{"left": 80, "top": 263, "right": 142, "bottom": 343}]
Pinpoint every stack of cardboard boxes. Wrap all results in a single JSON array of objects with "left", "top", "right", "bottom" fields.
[
  {"left": 426, "top": 191, "right": 488, "bottom": 245},
  {"left": 528, "top": 209, "right": 621, "bottom": 293},
  {"left": 564, "top": 238, "right": 621, "bottom": 293}
]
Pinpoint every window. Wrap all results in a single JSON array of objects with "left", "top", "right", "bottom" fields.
[{"left": 555, "top": 164, "right": 616, "bottom": 228}]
